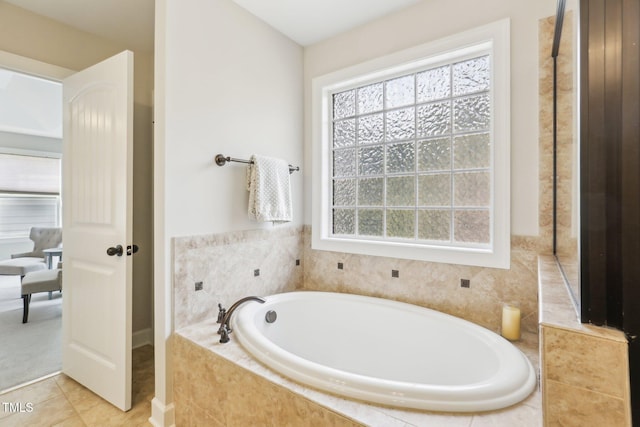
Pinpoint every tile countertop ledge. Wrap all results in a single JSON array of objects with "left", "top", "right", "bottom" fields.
[
  {"left": 176, "top": 317, "right": 542, "bottom": 427},
  {"left": 538, "top": 255, "right": 627, "bottom": 343}
]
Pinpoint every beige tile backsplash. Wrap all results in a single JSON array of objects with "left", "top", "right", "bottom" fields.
[
  {"left": 303, "top": 227, "right": 542, "bottom": 335},
  {"left": 173, "top": 224, "right": 543, "bottom": 335},
  {"left": 173, "top": 226, "right": 304, "bottom": 330}
]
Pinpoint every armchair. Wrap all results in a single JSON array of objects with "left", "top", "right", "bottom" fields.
[
  {"left": 21, "top": 262, "right": 63, "bottom": 323},
  {"left": 11, "top": 227, "right": 63, "bottom": 260},
  {"left": 0, "top": 227, "right": 61, "bottom": 277}
]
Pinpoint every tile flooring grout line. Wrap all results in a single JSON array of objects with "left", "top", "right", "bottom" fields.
[{"left": 54, "top": 377, "right": 88, "bottom": 427}]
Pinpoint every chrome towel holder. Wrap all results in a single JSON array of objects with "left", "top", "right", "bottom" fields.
[{"left": 214, "top": 154, "right": 300, "bottom": 174}]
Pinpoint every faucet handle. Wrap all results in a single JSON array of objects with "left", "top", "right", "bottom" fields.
[
  {"left": 217, "top": 303, "right": 226, "bottom": 324},
  {"left": 219, "top": 324, "right": 231, "bottom": 343}
]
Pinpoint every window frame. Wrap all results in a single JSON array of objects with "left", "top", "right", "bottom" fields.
[{"left": 311, "top": 19, "right": 511, "bottom": 269}]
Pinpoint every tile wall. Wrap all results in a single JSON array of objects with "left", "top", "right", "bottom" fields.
[
  {"left": 173, "top": 333, "right": 361, "bottom": 427},
  {"left": 172, "top": 226, "right": 304, "bottom": 330},
  {"left": 173, "top": 225, "right": 543, "bottom": 335},
  {"left": 540, "top": 9, "right": 580, "bottom": 301},
  {"left": 303, "top": 228, "right": 542, "bottom": 334},
  {"left": 538, "top": 256, "right": 631, "bottom": 426}
]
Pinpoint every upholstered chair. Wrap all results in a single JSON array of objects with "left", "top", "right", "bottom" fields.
[
  {"left": 11, "top": 227, "right": 62, "bottom": 260},
  {"left": 0, "top": 227, "right": 61, "bottom": 277},
  {"left": 20, "top": 262, "right": 62, "bottom": 323}
]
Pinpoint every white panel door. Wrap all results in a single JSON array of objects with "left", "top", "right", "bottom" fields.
[{"left": 62, "top": 51, "right": 134, "bottom": 411}]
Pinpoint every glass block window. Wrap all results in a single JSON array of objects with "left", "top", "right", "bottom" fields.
[
  {"left": 312, "top": 19, "right": 510, "bottom": 269},
  {"left": 330, "top": 55, "right": 492, "bottom": 246}
]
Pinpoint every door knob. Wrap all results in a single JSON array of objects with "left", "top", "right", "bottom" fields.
[
  {"left": 107, "top": 245, "right": 124, "bottom": 256},
  {"left": 126, "top": 245, "right": 139, "bottom": 256}
]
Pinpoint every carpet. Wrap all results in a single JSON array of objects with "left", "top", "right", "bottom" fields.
[{"left": 0, "top": 275, "right": 62, "bottom": 392}]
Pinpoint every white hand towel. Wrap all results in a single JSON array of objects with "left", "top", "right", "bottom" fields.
[{"left": 246, "top": 154, "right": 292, "bottom": 223}]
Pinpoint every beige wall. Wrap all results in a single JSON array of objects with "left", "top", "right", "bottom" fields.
[
  {"left": 160, "top": 0, "right": 304, "bottom": 327},
  {"left": 0, "top": 2, "right": 154, "bottom": 336},
  {"left": 155, "top": 1, "right": 303, "bottom": 417},
  {"left": 161, "top": 0, "right": 303, "bottom": 239},
  {"left": 0, "top": 3, "right": 125, "bottom": 72}
]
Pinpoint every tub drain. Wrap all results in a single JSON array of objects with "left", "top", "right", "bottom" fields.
[{"left": 265, "top": 310, "right": 277, "bottom": 323}]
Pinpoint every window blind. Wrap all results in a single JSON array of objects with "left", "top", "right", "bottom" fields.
[
  {"left": 0, "top": 153, "right": 61, "bottom": 238},
  {"left": 0, "top": 153, "right": 61, "bottom": 195},
  {"left": 0, "top": 196, "right": 60, "bottom": 238}
]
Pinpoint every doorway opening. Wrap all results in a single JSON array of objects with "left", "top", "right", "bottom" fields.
[{"left": 0, "top": 67, "right": 63, "bottom": 393}]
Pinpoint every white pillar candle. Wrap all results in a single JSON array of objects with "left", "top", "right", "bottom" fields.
[{"left": 501, "top": 304, "right": 521, "bottom": 341}]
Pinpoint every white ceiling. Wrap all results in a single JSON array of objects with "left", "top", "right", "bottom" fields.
[
  {"left": 5, "top": 0, "right": 423, "bottom": 51},
  {"left": 232, "top": 0, "right": 423, "bottom": 46}
]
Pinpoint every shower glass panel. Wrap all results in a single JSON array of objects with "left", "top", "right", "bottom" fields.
[{"left": 553, "top": 0, "right": 580, "bottom": 311}]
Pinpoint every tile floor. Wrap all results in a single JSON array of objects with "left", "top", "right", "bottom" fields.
[{"left": 0, "top": 345, "right": 154, "bottom": 427}]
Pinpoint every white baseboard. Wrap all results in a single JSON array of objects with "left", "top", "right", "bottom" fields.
[
  {"left": 149, "top": 398, "right": 175, "bottom": 427},
  {"left": 132, "top": 327, "right": 153, "bottom": 349}
]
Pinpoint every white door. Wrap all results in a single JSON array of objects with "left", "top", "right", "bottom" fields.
[{"left": 62, "top": 51, "right": 134, "bottom": 411}]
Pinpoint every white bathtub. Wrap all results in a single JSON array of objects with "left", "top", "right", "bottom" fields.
[{"left": 231, "top": 291, "right": 536, "bottom": 412}]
